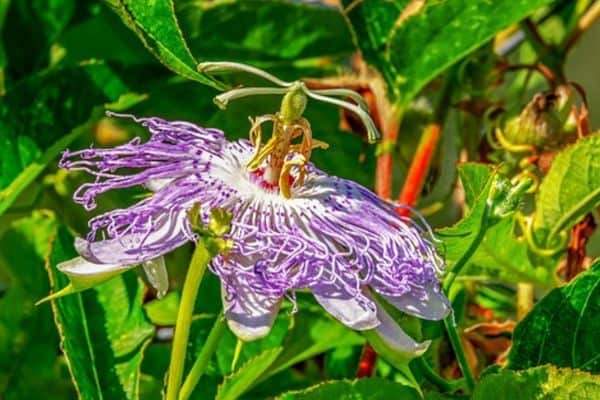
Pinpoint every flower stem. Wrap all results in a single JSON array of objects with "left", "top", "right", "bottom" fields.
[
  {"left": 413, "top": 357, "right": 455, "bottom": 392},
  {"left": 165, "top": 238, "right": 215, "bottom": 400},
  {"left": 443, "top": 318, "right": 475, "bottom": 392},
  {"left": 441, "top": 205, "right": 490, "bottom": 393},
  {"left": 179, "top": 311, "right": 227, "bottom": 400}
]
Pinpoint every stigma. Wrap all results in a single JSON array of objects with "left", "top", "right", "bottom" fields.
[{"left": 244, "top": 83, "right": 328, "bottom": 198}]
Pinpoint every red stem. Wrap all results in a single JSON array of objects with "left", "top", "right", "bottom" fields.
[{"left": 397, "top": 124, "right": 441, "bottom": 216}]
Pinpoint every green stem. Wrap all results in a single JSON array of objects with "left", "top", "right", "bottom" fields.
[
  {"left": 179, "top": 311, "right": 227, "bottom": 400},
  {"left": 441, "top": 205, "right": 490, "bottom": 393},
  {"left": 165, "top": 238, "right": 214, "bottom": 400},
  {"left": 414, "top": 357, "right": 455, "bottom": 392},
  {"left": 443, "top": 205, "right": 490, "bottom": 293},
  {"left": 444, "top": 318, "right": 475, "bottom": 392}
]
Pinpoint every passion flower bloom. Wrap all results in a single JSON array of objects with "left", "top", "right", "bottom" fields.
[{"left": 58, "top": 109, "right": 449, "bottom": 355}]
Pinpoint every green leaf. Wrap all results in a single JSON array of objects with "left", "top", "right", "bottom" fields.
[
  {"left": 473, "top": 366, "right": 600, "bottom": 399},
  {"left": 176, "top": 0, "right": 353, "bottom": 64},
  {"left": 458, "top": 163, "right": 493, "bottom": 208},
  {"left": 46, "top": 224, "right": 155, "bottom": 399},
  {"left": 216, "top": 347, "right": 283, "bottom": 400},
  {"left": 343, "top": 0, "right": 555, "bottom": 102},
  {"left": 507, "top": 260, "right": 600, "bottom": 372},
  {"left": 105, "top": 0, "right": 219, "bottom": 86},
  {"left": 534, "top": 132, "right": 600, "bottom": 245},
  {"left": 441, "top": 164, "right": 552, "bottom": 286},
  {"left": 467, "top": 218, "right": 553, "bottom": 286},
  {"left": 144, "top": 291, "right": 180, "bottom": 326},
  {"left": 436, "top": 164, "right": 494, "bottom": 273},
  {"left": 0, "top": 212, "right": 74, "bottom": 399},
  {"left": 277, "top": 377, "right": 420, "bottom": 400},
  {"left": 0, "top": 62, "right": 135, "bottom": 216}
]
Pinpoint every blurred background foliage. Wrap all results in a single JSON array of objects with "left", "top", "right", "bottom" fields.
[{"left": 2, "top": 0, "right": 600, "bottom": 399}]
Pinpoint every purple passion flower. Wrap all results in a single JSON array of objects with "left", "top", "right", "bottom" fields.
[{"left": 58, "top": 112, "right": 450, "bottom": 355}]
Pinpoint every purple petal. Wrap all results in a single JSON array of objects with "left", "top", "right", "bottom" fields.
[{"left": 75, "top": 208, "right": 189, "bottom": 265}]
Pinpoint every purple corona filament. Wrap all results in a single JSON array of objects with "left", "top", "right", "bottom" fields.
[{"left": 59, "top": 112, "right": 449, "bottom": 353}]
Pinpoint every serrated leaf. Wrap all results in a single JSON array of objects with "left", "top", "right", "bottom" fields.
[
  {"left": 507, "top": 260, "right": 600, "bottom": 372},
  {"left": 176, "top": 0, "right": 353, "bottom": 64},
  {"left": 0, "top": 62, "right": 135, "bottom": 216},
  {"left": 0, "top": 212, "right": 74, "bottom": 399},
  {"left": 45, "top": 224, "right": 155, "bottom": 399},
  {"left": 534, "top": 133, "right": 600, "bottom": 245},
  {"left": 343, "top": 0, "right": 555, "bottom": 102},
  {"left": 277, "top": 377, "right": 420, "bottom": 400},
  {"left": 473, "top": 365, "right": 600, "bottom": 399},
  {"left": 216, "top": 347, "right": 283, "bottom": 400},
  {"left": 105, "top": 0, "right": 219, "bottom": 86}
]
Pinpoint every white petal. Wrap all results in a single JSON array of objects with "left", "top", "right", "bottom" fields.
[
  {"left": 144, "top": 178, "right": 175, "bottom": 192},
  {"left": 382, "top": 285, "right": 450, "bottom": 320},
  {"left": 222, "top": 283, "right": 281, "bottom": 341},
  {"left": 313, "top": 289, "right": 379, "bottom": 330},
  {"left": 142, "top": 256, "right": 169, "bottom": 298},
  {"left": 57, "top": 256, "right": 132, "bottom": 288},
  {"left": 373, "top": 304, "right": 431, "bottom": 357}
]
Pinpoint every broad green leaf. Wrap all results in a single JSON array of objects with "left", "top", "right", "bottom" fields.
[
  {"left": 473, "top": 366, "right": 600, "bottom": 399},
  {"left": 0, "top": 62, "right": 135, "bottom": 216},
  {"left": 216, "top": 347, "right": 283, "bottom": 400},
  {"left": 277, "top": 377, "right": 420, "bottom": 400},
  {"left": 46, "top": 224, "right": 155, "bottom": 399},
  {"left": 176, "top": 0, "right": 353, "bottom": 64},
  {"left": 0, "top": 212, "right": 74, "bottom": 399},
  {"left": 507, "top": 260, "right": 600, "bottom": 372},
  {"left": 104, "top": 0, "right": 219, "bottom": 86},
  {"left": 343, "top": 0, "right": 555, "bottom": 102},
  {"left": 534, "top": 132, "right": 600, "bottom": 246},
  {"left": 436, "top": 164, "right": 495, "bottom": 273}
]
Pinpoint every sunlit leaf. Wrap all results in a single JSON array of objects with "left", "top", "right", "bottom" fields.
[
  {"left": 105, "top": 0, "right": 219, "bottom": 86},
  {"left": 473, "top": 365, "right": 600, "bottom": 399},
  {"left": 176, "top": 0, "right": 353, "bottom": 64},
  {"left": 507, "top": 260, "right": 600, "bottom": 372},
  {"left": 343, "top": 0, "right": 555, "bottom": 102},
  {"left": 534, "top": 132, "right": 600, "bottom": 246},
  {"left": 277, "top": 377, "right": 420, "bottom": 400},
  {"left": 46, "top": 224, "right": 155, "bottom": 399},
  {"left": 216, "top": 347, "right": 283, "bottom": 400}
]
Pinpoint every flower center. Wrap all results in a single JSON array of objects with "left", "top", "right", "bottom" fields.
[{"left": 245, "top": 83, "right": 328, "bottom": 198}]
